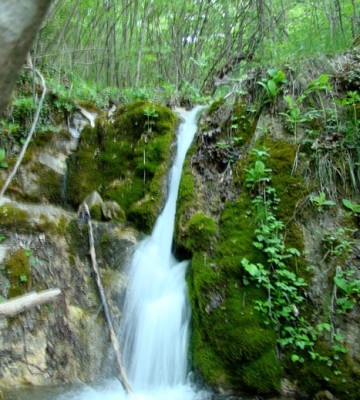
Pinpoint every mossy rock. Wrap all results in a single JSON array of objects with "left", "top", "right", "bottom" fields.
[
  {"left": 187, "top": 195, "right": 281, "bottom": 393},
  {"left": 232, "top": 100, "right": 259, "bottom": 146},
  {"left": 90, "top": 203, "right": 102, "bottom": 221},
  {"left": 175, "top": 148, "right": 196, "bottom": 249},
  {"left": 291, "top": 342, "right": 360, "bottom": 399},
  {"left": 186, "top": 136, "right": 310, "bottom": 395},
  {"left": 68, "top": 101, "right": 176, "bottom": 232},
  {"left": 5, "top": 249, "right": 31, "bottom": 298},
  {"left": 207, "top": 98, "right": 226, "bottom": 116},
  {"left": 237, "top": 349, "right": 283, "bottom": 393},
  {"left": 35, "top": 164, "right": 63, "bottom": 205},
  {"left": 0, "top": 205, "right": 32, "bottom": 233},
  {"left": 185, "top": 212, "right": 217, "bottom": 252}
]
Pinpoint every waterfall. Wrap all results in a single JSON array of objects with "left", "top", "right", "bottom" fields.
[
  {"left": 119, "top": 106, "right": 204, "bottom": 390},
  {"left": 57, "top": 106, "right": 209, "bottom": 400}
]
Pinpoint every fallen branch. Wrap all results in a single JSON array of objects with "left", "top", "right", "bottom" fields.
[
  {"left": 82, "top": 203, "right": 132, "bottom": 394},
  {"left": 0, "top": 289, "right": 61, "bottom": 318},
  {"left": 0, "top": 68, "right": 46, "bottom": 201}
]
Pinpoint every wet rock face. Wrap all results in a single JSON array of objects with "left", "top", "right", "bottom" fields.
[{"left": 0, "top": 208, "right": 138, "bottom": 388}]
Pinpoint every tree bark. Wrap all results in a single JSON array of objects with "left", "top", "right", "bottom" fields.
[
  {"left": 0, "top": 0, "right": 51, "bottom": 113},
  {"left": 135, "top": 0, "right": 153, "bottom": 87},
  {"left": 0, "top": 289, "right": 61, "bottom": 318}
]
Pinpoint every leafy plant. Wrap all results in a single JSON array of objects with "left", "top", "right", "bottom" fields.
[
  {"left": 0, "top": 148, "right": 8, "bottom": 168},
  {"left": 334, "top": 269, "right": 360, "bottom": 312},
  {"left": 281, "top": 95, "right": 307, "bottom": 142},
  {"left": 342, "top": 199, "right": 360, "bottom": 216},
  {"left": 310, "top": 192, "right": 336, "bottom": 212},
  {"left": 257, "top": 69, "right": 287, "bottom": 102},
  {"left": 0, "top": 120, "right": 20, "bottom": 136},
  {"left": 245, "top": 160, "right": 272, "bottom": 188},
  {"left": 143, "top": 106, "right": 159, "bottom": 136},
  {"left": 322, "top": 228, "right": 354, "bottom": 259}
]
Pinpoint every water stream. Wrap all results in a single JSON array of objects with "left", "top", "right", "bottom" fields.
[{"left": 59, "top": 106, "right": 207, "bottom": 400}]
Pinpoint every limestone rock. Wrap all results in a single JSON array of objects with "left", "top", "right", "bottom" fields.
[
  {"left": 280, "top": 378, "right": 297, "bottom": 396},
  {"left": 314, "top": 390, "right": 335, "bottom": 400},
  {"left": 83, "top": 191, "right": 103, "bottom": 208},
  {"left": 102, "top": 201, "right": 125, "bottom": 221},
  {"left": 0, "top": 204, "right": 138, "bottom": 389}
]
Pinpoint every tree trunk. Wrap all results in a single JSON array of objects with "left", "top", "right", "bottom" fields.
[
  {"left": 351, "top": 0, "right": 358, "bottom": 38},
  {"left": 135, "top": 1, "right": 153, "bottom": 87},
  {"left": 0, "top": 0, "right": 51, "bottom": 113}
]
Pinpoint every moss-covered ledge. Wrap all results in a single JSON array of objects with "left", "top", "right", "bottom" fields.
[{"left": 67, "top": 100, "right": 177, "bottom": 232}]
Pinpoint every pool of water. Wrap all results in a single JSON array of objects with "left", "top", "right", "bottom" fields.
[{"left": 2, "top": 380, "right": 295, "bottom": 400}]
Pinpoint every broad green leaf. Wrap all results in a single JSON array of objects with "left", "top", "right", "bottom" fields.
[
  {"left": 334, "top": 276, "right": 349, "bottom": 292},
  {"left": 342, "top": 199, "right": 354, "bottom": 210},
  {"left": 267, "top": 80, "right": 277, "bottom": 95}
]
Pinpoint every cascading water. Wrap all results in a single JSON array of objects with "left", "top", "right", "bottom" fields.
[
  {"left": 119, "top": 105, "right": 204, "bottom": 392},
  {"left": 56, "top": 106, "right": 210, "bottom": 400}
]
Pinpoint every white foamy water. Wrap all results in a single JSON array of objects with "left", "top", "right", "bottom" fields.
[{"left": 57, "top": 106, "right": 209, "bottom": 400}]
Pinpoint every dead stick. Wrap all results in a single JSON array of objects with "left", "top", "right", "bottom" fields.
[
  {"left": 0, "top": 67, "right": 46, "bottom": 201},
  {"left": 0, "top": 289, "right": 61, "bottom": 318},
  {"left": 83, "top": 203, "right": 132, "bottom": 394}
]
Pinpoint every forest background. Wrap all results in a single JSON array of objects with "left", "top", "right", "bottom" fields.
[{"left": 19, "top": 0, "right": 360, "bottom": 105}]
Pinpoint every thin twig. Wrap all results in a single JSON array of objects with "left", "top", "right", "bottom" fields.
[
  {"left": 83, "top": 203, "right": 132, "bottom": 394},
  {"left": 0, "top": 69, "right": 46, "bottom": 201}
]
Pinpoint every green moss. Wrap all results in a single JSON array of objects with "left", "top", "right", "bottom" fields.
[
  {"left": 292, "top": 342, "right": 360, "bottom": 399},
  {"left": 187, "top": 192, "right": 281, "bottom": 393},
  {"left": 35, "top": 164, "right": 63, "bottom": 205},
  {"left": 100, "top": 233, "right": 111, "bottom": 250},
  {"left": 232, "top": 101, "right": 259, "bottom": 145},
  {"left": 0, "top": 205, "right": 32, "bottom": 233},
  {"left": 175, "top": 152, "right": 196, "bottom": 248},
  {"left": 33, "top": 131, "right": 54, "bottom": 148},
  {"left": 57, "top": 216, "right": 68, "bottom": 235},
  {"left": 68, "top": 101, "right": 176, "bottom": 232},
  {"left": 185, "top": 212, "right": 217, "bottom": 252},
  {"left": 186, "top": 138, "right": 311, "bottom": 394},
  {"left": 5, "top": 249, "right": 31, "bottom": 298},
  {"left": 35, "top": 215, "right": 58, "bottom": 234},
  {"left": 238, "top": 350, "right": 283, "bottom": 393},
  {"left": 77, "top": 101, "right": 100, "bottom": 113},
  {"left": 66, "top": 220, "right": 89, "bottom": 261},
  {"left": 207, "top": 98, "right": 225, "bottom": 116},
  {"left": 90, "top": 204, "right": 102, "bottom": 221}
]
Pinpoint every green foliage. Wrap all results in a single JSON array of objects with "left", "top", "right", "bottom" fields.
[
  {"left": 245, "top": 159, "right": 272, "bottom": 188},
  {"left": 143, "top": 106, "right": 159, "bottom": 135},
  {"left": 342, "top": 198, "right": 360, "bottom": 215},
  {"left": 257, "top": 69, "right": 287, "bottom": 103},
  {"left": 334, "top": 269, "right": 360, "bottom": 312},
  {"left": 0, "top": 148, "right": 8, "bottom": 168},
  {"left": 240, "top": 148, "right": 351, "bottom": 380},
  {"left": 310, "top": 192, "right": 336, "bottom": 212}
]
